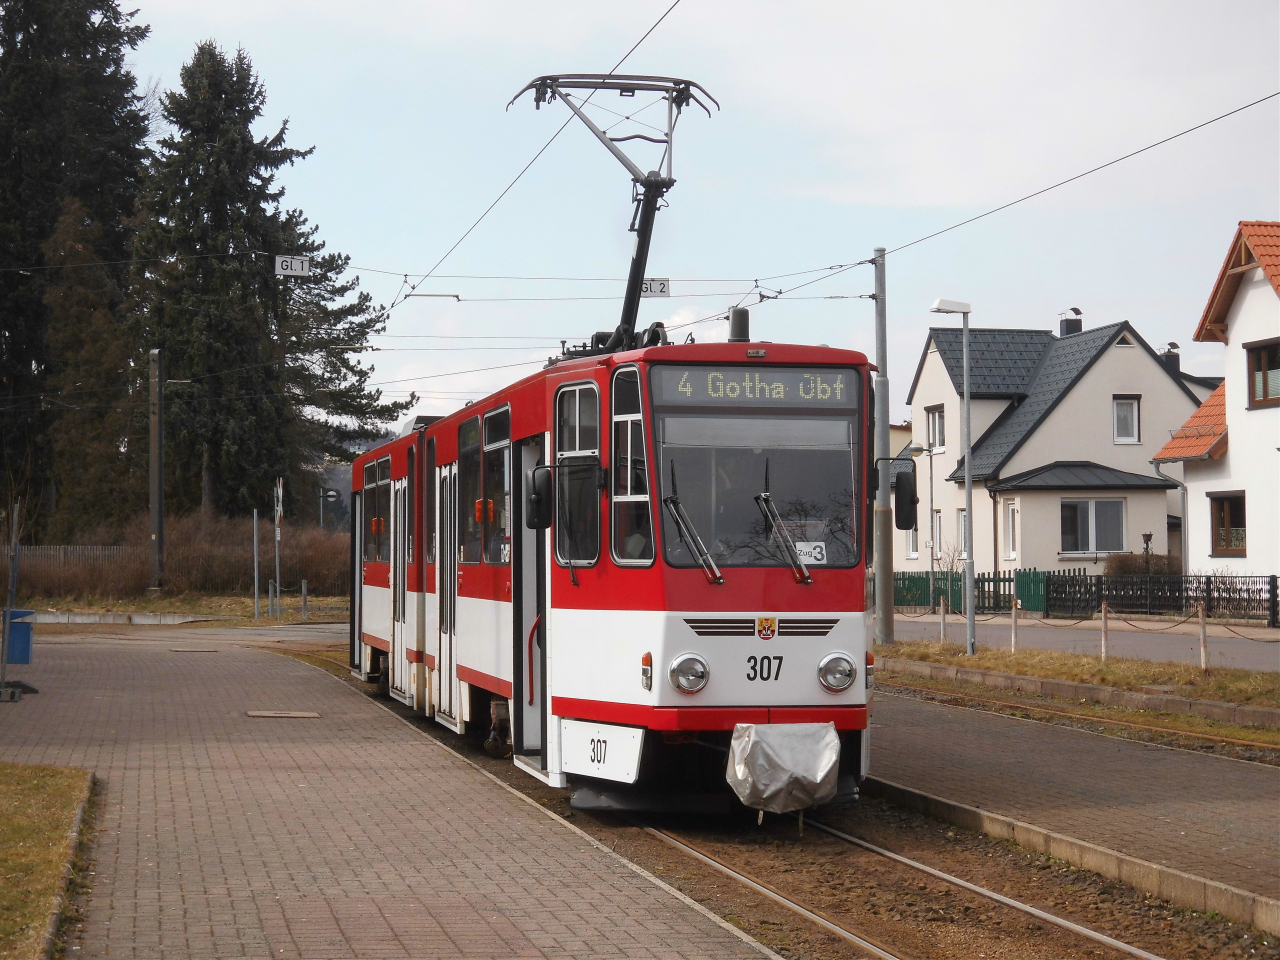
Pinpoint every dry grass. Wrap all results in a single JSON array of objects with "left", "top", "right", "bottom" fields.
[
  {"left": 0, "top": 763, "right": 91, "bottom": 960},
  {"left": 876, "top": 640, "right": 1280, "bottom": 708},
  {"left": 1, "top": 513, "right": 350, "bottom": 601}
]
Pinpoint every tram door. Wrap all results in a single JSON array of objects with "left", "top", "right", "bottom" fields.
[
  {"left": 436, "top": 463, "right": 459, "bottom": 723},
  {"left": 389, "top": 477, "right": 410, "bottom": 702},
  {"left": 513, "top": 437, "right": 546, "bottom": 760}
]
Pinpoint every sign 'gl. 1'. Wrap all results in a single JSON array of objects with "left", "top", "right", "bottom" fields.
[{"left": 275, "top": 256, "right": 311, "bottom": 278}]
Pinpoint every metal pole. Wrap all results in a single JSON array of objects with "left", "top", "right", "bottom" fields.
[
  {"left": 939, "top": 593, "right": 947, "bottom": 643},
  {"left": 2, "top": 499, "right": 19, "bottom": 701},
  {"left": 928, "top": 448, "right": 936, "bottom": 609},
  {"left": 301, "top": 580, "right": 308, "bottom": 621},
  {"left": 963, "top": 311, "right": 975, "bottom": 655},
  {"left": 873, "top": 248, "right": 894, "bottom": 647},
  {"left": 274, "top": 478, "right": 282, "bottom": 621},
  {"left": 253, "top": 509, "right": 260, "bottom": 620},
  {"left": 1011, "top": 580, "right": 1019, "bottom": 653},
  {"left": 149, "top": 348, "right": 164, "bottom": 593},
  {"left": 320, "top": 487, "right": 324, "bottom": 530}
]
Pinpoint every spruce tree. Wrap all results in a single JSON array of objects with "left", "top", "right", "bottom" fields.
[
  {"left": 133, "top": 42, "right": 410, "bottom": 517},
  {"left": 0, "top": 0, "right": 149, "bottom": 525}
]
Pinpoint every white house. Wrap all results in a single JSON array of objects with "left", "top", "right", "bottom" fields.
[
  {"left": 892, "top": 315, "right": 1220, "bottom": 574},
  {"left": 1154, "top": 221, "right": 1280, "bottom": 576}
]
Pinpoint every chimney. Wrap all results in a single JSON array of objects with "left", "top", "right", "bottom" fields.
[
  {"left": 1160, "top": 342, "right": 1181, "bottom": 376},
  {"left": 1058, "top": 307, "right": 1083, "bottom": 337},
  {"left": 728, "top": 307, "right": 750, "bottom": 342}
]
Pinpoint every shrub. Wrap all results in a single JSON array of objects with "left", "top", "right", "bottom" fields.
[{"left": 1103, "top": 552, "right": 1177, "bottom": 575}]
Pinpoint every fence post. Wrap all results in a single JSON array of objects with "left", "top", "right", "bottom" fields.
[
  {"left": 1270, "top": 575, "right": 1278, "bottom": 629},
  {"left": 940, "top": 593, "right": 947, "bottom": 643},
  {"left": 301, "top": 580, "right": 308, "bottom": 621},
  {"left": 253, "top": 509, "right": 260, "bottom": 620},
  {"left": 1100, "top": 601, "right": 1109, "bottom": 662},
  {"left": 1011, "top": 578, "right": 1019, "bottom": 653},
  {"left": 1198, "top": 602, "right": 1208, "bottom": 674}
]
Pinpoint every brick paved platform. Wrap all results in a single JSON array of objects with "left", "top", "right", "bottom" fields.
[
  {"left": 0, "top": 634, "right": 767, "bottom": 960},
  {"left": 872, "top": 694, "right": 1280, "bottom": 898}
]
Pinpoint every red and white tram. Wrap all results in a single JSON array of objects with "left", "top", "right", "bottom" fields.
[{"left": 350, "top": 315, "right": 910, "bottom": 809}]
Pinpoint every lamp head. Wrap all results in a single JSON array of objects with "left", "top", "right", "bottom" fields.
[
  {"left": 930, "top": 298, "right": 971, "bottom": 315},
  {"left": 909, "top": 442, "right": 925, "bottom": 458}
]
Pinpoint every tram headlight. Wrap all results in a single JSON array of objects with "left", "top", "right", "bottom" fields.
[
  {"left": 668, "top": 653, "right": 709, "bottom": 695},
  {"left": 818, "top": 653, "right": 856, "bottom": 693}
]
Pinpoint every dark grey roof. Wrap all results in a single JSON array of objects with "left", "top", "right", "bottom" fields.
[
  {"left": 1181, "top": 372, "right": 1224, "bottom": 391},
  {"left": 906, "top": 328, "right": 1055, "bottom": 404},
  {"left": 989, "top": 461, "right": 1177, "bottom": 491},
  {"left": 888, "top": 441, "right": 915, "bottom": 486}
]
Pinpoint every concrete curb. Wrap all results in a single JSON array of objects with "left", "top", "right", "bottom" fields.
[
  {"left": 863, "top": 776, "right": 1280, "bottom": 936},
  {"left": 40, "top": 770, "right": 94, "bottom": 960},
  {"left": 881, "top": 656, "right": 1280, "bottom": 730},
  {"left": 27, "top": 612, "right": 236, "bottom": 625}
]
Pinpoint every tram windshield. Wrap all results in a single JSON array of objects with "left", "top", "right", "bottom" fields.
[{"left": 649, "top": 365, "right": 861, "bottom": 569}]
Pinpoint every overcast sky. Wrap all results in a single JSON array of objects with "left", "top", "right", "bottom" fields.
[{"left": 129, "top": 0, "right": 1280, "bottom": 428}]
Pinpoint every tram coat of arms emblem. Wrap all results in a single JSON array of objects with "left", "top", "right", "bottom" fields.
[{"left": 756, "top": 617, "right": 777, "bottom": 640}]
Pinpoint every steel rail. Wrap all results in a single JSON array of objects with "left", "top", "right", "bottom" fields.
[
  {"left": 878, "top": 681, "right": 1280, "bottom": 750},
  {"left": 804, "top": 819, "right": 1169, "bottom": 960},
  {"left": 638, "top": 823, "right": 906, "bottom": 960}
]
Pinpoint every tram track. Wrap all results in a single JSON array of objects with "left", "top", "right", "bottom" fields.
[{"left": 637, "top": 817, "right": 1169, "bottom": 960}]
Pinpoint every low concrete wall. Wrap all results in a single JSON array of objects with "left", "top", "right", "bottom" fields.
[
  {"left": 864, "top": 776, "right": 1280, "bottom": 936},
  {"left": 881, "top": 656, "right": 1280, "bottom": 730},
  {"left": 27, "top": 612, "right": 235, "bottom": 625}
]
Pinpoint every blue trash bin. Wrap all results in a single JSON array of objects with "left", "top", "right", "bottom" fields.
[{"left": 3, "top": 609, "right": 33, "bottom": 665}]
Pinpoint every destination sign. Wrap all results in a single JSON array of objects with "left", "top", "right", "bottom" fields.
[{"left": 651, "top": 365, "right": 858, "bottom": 407}]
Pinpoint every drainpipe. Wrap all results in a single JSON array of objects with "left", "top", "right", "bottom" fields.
[
  {"left": 1151, "top": 460, "right": 1187, "bottom": 577},
  {"left": 988, "top": 482, "right": 999, "bottom": 577}
]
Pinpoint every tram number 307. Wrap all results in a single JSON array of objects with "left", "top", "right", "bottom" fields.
[
  {"left": 746, "top": 656, "right": 784, "bottom": 681},
  {"left": 589, "top": 738, "right": 608, "bottom": 764}
]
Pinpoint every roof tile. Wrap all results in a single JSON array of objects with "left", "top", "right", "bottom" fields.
[{"left": 1153, "top": 382, "right": 1227, "bottom": 461}]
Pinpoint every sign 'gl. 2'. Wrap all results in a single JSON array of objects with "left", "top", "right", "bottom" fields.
[
  {"left": 640, "top": 278, "right": 669, "bottom": 298},
  {"left": 275, "top": 256, "right": 311, "bottom": 278}
]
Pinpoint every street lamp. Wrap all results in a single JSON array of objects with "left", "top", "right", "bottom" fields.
[{"left": 930, "top": 298, "right": 976, "bottom": 656}]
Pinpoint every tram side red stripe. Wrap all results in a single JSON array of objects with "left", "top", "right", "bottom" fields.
[
  {"left": 457, "top": 664, "right": 513, "bottom": 700},
  {"left": 362, "top": 633, "right": 390, "bottom": 652}
]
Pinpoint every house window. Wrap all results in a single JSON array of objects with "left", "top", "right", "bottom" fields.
[
  {"left": 1247, "top": 340, "right": 1280, "bottom": 407},
  {"left": 957, "top": 509, "right": 968, "bottom": 560},
  {"left": 1112, "top": 396, "right": 1140, "bottom": 444},
  {"left": 611, "top": 368, "right": 654, "bottom": 564},
  {"left": 905, "top": 524, "right": 918, "bottom": 558},
  {"left": 1060, "top": 499, "right": 1124, "bottom": 554},
  {"left": 926, "top": 405, "right": 945, "bottom": 451},
  {"left": 1003, "top": 499, "right": 1017, "bottom": 560},
  {"left": 1209, "top": 493, "right": 1246, "bottom": 556}
]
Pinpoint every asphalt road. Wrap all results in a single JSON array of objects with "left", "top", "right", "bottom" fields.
[{"left": 892, "top": 613, "right": 1280, "bottom": 672}]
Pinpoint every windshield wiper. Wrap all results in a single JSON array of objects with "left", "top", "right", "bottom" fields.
[
  {"left": 662, "top": 460, "right": 724, "bottom": 584},
  {"left": 755, "top": 460, "right": 812, "bottom": 584}
]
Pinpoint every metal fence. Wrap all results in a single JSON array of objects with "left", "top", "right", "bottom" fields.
[
  {"left": 891, "top": 569, "right": 1050, "bottom": 614},
  {"left": 1046, "top": 573, "right": 1279, "bottom": 625}
]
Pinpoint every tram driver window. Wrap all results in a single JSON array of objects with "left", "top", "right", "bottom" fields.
[
  {"left": 483, "top": 408, "right": 512, "bottom": 564},
  {"left": 556, "top": 384, "right": 601, "bottom": 565},
  {"left": 376, "top": 457, "right": 391, "bottom": 562},
  {"left": 612, "top": 368, "right": 653, "bottom": 563},
  {"left": 458, "top": 418, "right": 483, "bottom": 563}
]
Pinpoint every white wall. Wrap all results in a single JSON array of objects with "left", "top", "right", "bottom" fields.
[{"left": 1183, "top": 268, "right": 1280, "bottom": 576}]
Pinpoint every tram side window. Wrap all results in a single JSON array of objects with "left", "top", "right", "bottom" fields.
[
  {"left": 363, "top": 462, "right": 377, "bottom": 561},
  {"left": 612, "top": 369, "right": 653, "bottom": 563},
  {"left": 556, "top": 385, "right": 601, "bottom": 565},
  {"left": 425, "top": 437, "right": 436, "bottom": 563},
  {"left": 406, "top": 447, "right": 415, "bottom": 564},
  {"left": 483, "top": 409, "right": 512, "bottom": 564},
  {"left": 458, "top": 418, "right": 483, "bottom": 563},
  {"left": 376, "top": 457, "right": 391, "bottom": 562}
]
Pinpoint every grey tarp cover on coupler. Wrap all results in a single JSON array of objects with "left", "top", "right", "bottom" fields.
[{"left": 725, "top": 722, "right": 840, "bottom": 813}]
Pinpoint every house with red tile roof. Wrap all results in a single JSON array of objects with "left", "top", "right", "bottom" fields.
[{"left": 1154, "top": 222, "right": 1280, "bottom": 576}]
